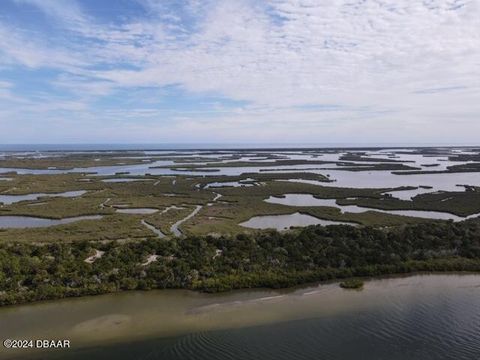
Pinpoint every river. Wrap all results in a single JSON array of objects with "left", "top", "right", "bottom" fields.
[{"left": 1, "top": 274, "right": 479, "bottom": 360}]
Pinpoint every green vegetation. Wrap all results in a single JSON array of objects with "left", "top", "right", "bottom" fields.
[
  {"left": 2, "top": 219, "right": 480, "bottom": 305},
  {"left": 339, "top": 279, "right": 364, "bottom": 289},
  {"left": 337, "top": 188, "right": 480, "bottom": 217},
  {"left": 334, "top": 163, "right": 421, "bottom": 171},
  {"left": 0, "top": 173, "right": 102, "bottom": 194},
  {"left": 0, "top": 154, "right": 151, "bottom": 170},
  {"left": 2, "top": 148, "right": 480, "bottom": 305},
  {"left": 1, "top": 170, "right": 442, "bottom": 242},
  {"left": 339, "top": 153, "right": 412, "bottom": 163},
  {"left": 195, "top": 171, "right": 330, "bottom": 185},
  {"left": 392, "top": 162, "right": 480, "bottom": 174},
  {"left": 0, "top": 215, "right": 153, "bottom": 243},
  {"left": 151, "top": 159, "right": 337, "bottom": 169}
]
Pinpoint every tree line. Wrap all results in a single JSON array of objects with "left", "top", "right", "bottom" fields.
[{"left": 1, "top": 218, "right": 480, "bottom": 305}]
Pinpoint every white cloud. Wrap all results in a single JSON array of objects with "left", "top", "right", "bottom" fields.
[
  {"left": 86, "top": 1, "right": 480, "bottom": 106},
  {"left": 0, "top": 23, "right": 85, "bottom": 69},
  {"left": 1, "top": 0, "right": 480, "bottom": 143},
  {"left": 13, "top": 0, "right": 86, "bottom": 24}
]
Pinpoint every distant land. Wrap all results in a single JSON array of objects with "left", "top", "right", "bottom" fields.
[
  {"left": 2, "top": 146, "right": 480, "bottom": 360},
  {"left": 1, "top": 143, "right": 479, "bottom": 151}
]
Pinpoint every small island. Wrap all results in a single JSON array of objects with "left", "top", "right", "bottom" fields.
[{"left": 340, "top": 279, "right": 364, "bottom": 289}]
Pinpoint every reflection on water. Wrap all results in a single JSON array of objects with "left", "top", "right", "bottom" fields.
[
  {"left": 1, "top": 275, "right": 480, "bottom": 360},
  {"left": 0, "top": 215, "right": 103, "bottom": 228},
  {"left": 264, "top": 194, "right": 478, "bottom": 221},
  {"left": 116, "top": 208, "right": 159, "bottom": 214},
  {"left": 101, "top": 178, "right": 153, "bottom": 183},
  {"left": 384, "top": 187, "right": 434, "bottom": 200},
  {"left": 240, "top": 212, "right": 356, "bottom": 230},
  {"left": 0, "top": 191, "right": 86, "bottom": 205},
  {"left": 285, "top": 169, "right": 480, "bottom": 193},
  {"left": 205, "top": 180, "right": 255, "bottom": 188},
  {"left": 1, "top": 149, "right": 480, "bottom": 193}
]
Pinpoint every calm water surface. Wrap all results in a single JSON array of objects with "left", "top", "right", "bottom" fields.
[
  {"left": 0, "top": 191, "right": 86, "bottom": 205},
  {"left": 116, "top": 208, "right": 159, "bottom": 214},
  {"left": 101, "top": 178, "right": 155, "bottom": 183},
  {"left": 0, "top": 215, "right": 103, "bottom": 228},
  {"left": 1, "top": 275, "right": 479, "bottom": 360},
  {"left": 264, "top": 194, "right": 480, "bottom": 221},
  {"left": 240, "top": 212, "right": 357, "bottom": 230},
  {"left": 2, "top": 149, "right": 480, "bottom": 193}
]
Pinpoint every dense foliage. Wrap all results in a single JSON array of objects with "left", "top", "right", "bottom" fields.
[
  {"left": 339, "top": 279, "right": 364, "bottom": 289},
  {"left": 2, "top": 219, "right": 480, "bottom": 306}
]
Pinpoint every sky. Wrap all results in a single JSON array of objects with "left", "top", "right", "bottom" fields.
[{"left": 0, "top": 0, "right": 479, "bottom": 145}]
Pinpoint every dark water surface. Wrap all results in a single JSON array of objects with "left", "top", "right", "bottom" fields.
[{"left": 1, "top": 275, "right": 479, "bottom": 360}]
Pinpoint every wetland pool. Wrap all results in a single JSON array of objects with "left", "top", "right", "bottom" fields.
[
  {"left": 0, "top": 215, "right": 103, "bottom": 228},
  {"left": 264, "top": 194, "right": 480, "bottom": 221},
  {"left": 0, "top": 191, "right": 86, "bottom": 205},
  {"left": 240, "top": 212, "right": 356, "bottom": 230},
  {"left": 116, "top": 208, "right": 159, "bottom": 214}
]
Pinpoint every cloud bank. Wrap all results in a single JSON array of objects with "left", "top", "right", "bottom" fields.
[{"left": 0, "top": 0, "right": 479, "bottom": 144}]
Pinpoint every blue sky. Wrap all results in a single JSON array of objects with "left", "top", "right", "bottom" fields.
[{"left": 0, "top": 0, "right": 479, "bottom": 144}]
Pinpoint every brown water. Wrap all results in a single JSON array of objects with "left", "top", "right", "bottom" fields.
[{"left": 1, "top": 275, "right": 479, "bottom": 360}]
